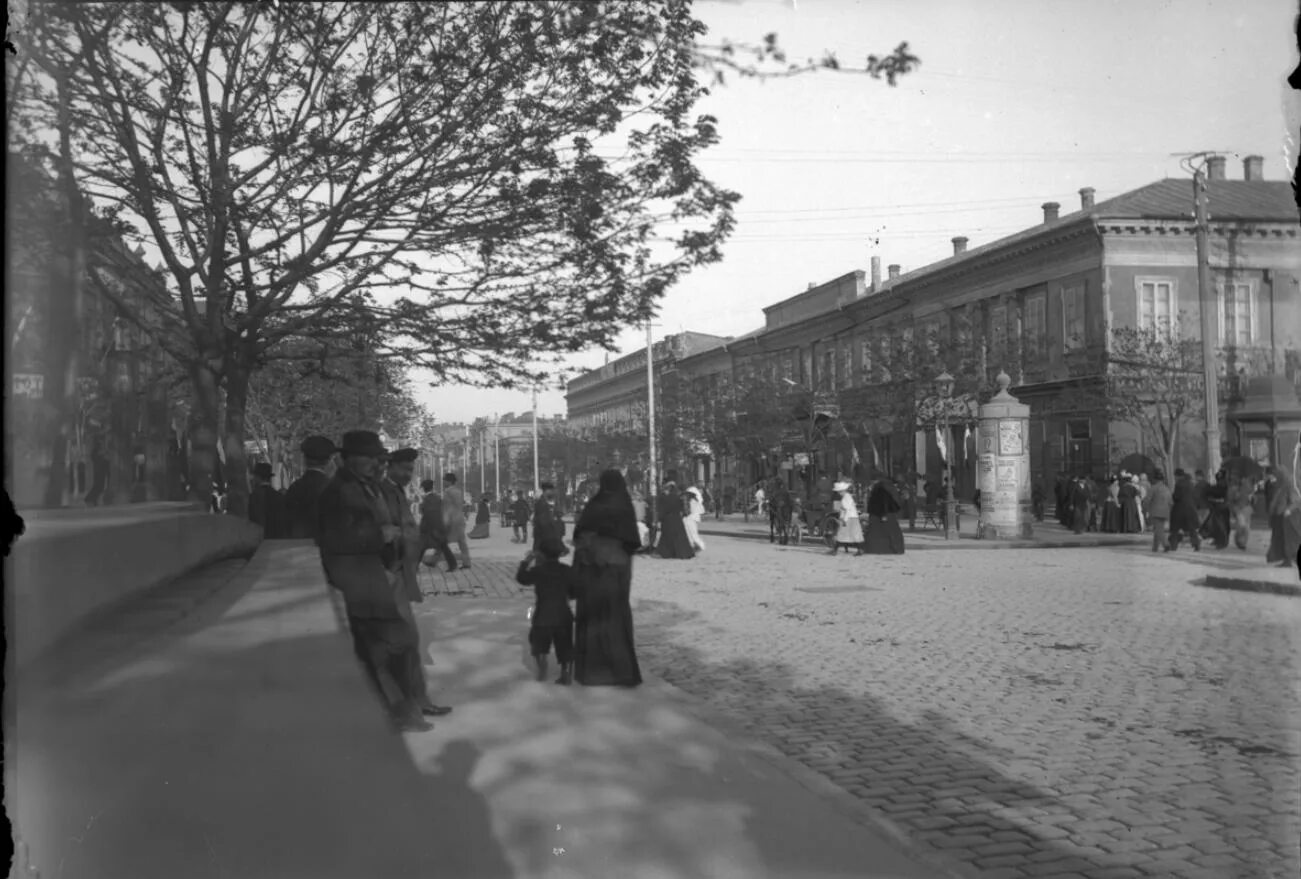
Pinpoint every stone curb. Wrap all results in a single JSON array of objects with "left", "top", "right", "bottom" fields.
[
  {"left": 1200, "top": 574, "right": 1301, "bottom": 597},
  {"left": 697, "top": 527, "right": 1137, "bottom": 551},
  {"left": 638, "top": 675, "right": 973, "bottom": 879}
]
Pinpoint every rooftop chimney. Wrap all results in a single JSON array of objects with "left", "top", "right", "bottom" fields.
[
  {"left": 1207, "top": 155, "right": 1226, "bottom": 181},
  {"left": 1079, "top": 187, "right": 1095, "bottom": 210},
  {"left": 888, "top": 264, "right": 901, "bottom": 281},
  {"left": 1243, "top": 155, "right": 1263, "bottom": 181},
  {"left": 870, "top": 255, "right": 881, "bottom": 292},
  {"left": 951, "top": 236, "right": 968, "bottom": 255},
  {"left": 1041, "top": 202, "right": 1060, "bottom": 224},
  {"left": 807, "top": 282, "right": 816, "bottom": 290}
]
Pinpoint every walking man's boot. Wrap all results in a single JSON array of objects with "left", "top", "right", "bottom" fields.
[
  {"left": 534, "top": 655, "right": 548, "bottom": 682},
  {"left": 555, "top": 662, "right": 573, "bottom": 686}
]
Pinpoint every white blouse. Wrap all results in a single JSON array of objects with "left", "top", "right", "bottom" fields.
[{"left": 839, "top": 492, "right": 859, "bottom": 520}]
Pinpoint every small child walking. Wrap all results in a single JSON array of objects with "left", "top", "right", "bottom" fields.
[{"left": 515, "top": 537, "right": 577, "bottom": 685}]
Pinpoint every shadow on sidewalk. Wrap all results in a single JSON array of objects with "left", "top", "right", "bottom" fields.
[{"left": 413, "top": 599, "right": 944, "bottom": 878}]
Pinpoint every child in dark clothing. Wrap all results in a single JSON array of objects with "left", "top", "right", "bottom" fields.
[{"left": 515, "top": 537, "right": 577, "bottom": 685}]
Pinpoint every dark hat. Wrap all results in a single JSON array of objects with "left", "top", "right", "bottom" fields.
[
  {"left": 539, "top": 481, "right": 555, "bottom": 490},
  {"left": 1152, "top": 470, "right": 1165, "bottom": 482},
  {"left": 300, "top": 435, "right": 337, "bottom": 460},
  {"left": 388, "top": 447, "right": 419, "bottom": 464},
  {"left": 253, "top": 462, "right": 274, "bottom": 480},
  {"left": 443, "top": 472, "right": 457, "bottom": 483},
  {"left": 663, "top": 470, "right": 679, "bottom": 485},
  {"left": 339, "top": 430, "right": 388, "bottom": 459},
  {"left": 1174, "top": 468, "right": 1187, "bottom": 478},
  {"left": 537, "top": 536, "right": 567, "bottom": 559}
]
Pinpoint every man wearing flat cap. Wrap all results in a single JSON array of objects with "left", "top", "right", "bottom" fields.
[
  {"left": 316, "top": 430, "right": 432, "bottom": 733},
  {"left": 248, "top": 461, "right": 288, "bottom": 539},
  {"left": 532, "top": 480, "right": 566, "bottom": 554},
  {"left": 285, "top": 435, "right": 337, "bottom": 540}
]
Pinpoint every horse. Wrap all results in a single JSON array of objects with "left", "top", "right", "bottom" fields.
[{"left": 768, "top": 483, "right": 795, "bottom": 545}]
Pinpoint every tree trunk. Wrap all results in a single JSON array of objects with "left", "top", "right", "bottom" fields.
[
  {"left": 42, "top": 72, "right": 87, "bottom": 508},
  {"left": 223, "top": 366, "right": 252, "bottom": 518},
  {"left": 187, "top": 363, "right": 221, "bottom": 507}
]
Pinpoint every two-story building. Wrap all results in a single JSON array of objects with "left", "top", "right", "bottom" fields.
[{"left": 566, "top": 156, "right": 1300, "bottom": 503}]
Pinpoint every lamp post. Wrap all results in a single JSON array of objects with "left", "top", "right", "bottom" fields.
[{"left": 935, "top": 370, "right": 958, "bottom": 541}]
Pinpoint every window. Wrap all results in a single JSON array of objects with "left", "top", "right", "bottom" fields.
[
  {"left": 821, "top": 348, "right": 835, "bottom": 390},
  {"left": 1136, "top": 278, "right": 1174, "bottom": 335},
  {"left": 990, "top": 305, "right": 1008, "bottom": 362},
  {"left": 802, "top": 350, "right": 813, "bottom": 386},
  {"left": 1024, "top": 294, "right": 1046, "bottom": 357},
  {"left": 921, "top": 318, "right": 942, "bottom": 359},
  {"left": 877, "top": 336, "right": 892, "bottom": 382},
  {"left": 841, "top": 342, "right": 853, "bottom": 388},
  {"left": 860, "top": 338, "right": 873, "bottom": 382},
  {"left": 1219, "top": 282, "right": 1256, "bottom": 346},
  {"left": 1062, "top": 284, "right": 1086, "bottom": 349}
]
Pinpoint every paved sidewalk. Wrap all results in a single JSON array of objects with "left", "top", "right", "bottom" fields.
[{"left": 12, "top": 540, "right": 955, "bottom": 879}]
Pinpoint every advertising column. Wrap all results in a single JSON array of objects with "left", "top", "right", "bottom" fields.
[{"left": 977, "top": 371, "right": 1033, "bottom": 539}]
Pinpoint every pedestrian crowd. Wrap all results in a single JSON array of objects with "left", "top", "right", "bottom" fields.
[
  {"left": 1050, "top": 465, "right": 1300, "bottom": 564},
  {"left": 240, "top": 431, "right": 645, "bottom": 733}
]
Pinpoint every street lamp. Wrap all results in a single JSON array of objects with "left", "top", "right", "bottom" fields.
[{"left": 935, "top": 370, "right": 958, "bottom": 541}]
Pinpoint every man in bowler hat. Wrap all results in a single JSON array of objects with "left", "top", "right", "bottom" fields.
[
  {"left": 382, "top": 448, "right": 452, "bottom": 717},
  {"left": 316, "top": 430, "right": 432, "bottom": 732},
  {"left": 248, "top": 461, "right": 288, "bottom": 538},
  {"left": 285, "top": 435, "right": 336, "bottom": 540}
]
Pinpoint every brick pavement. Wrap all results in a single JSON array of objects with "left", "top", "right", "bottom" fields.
[{"left": 434, "top": 526, "right": 1301, "bottom": 879}]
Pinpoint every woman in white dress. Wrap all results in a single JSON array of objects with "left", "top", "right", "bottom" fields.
[
  {"left": 683, "top": 487, "right": 707, "bottom": 552},
  {"left": 829, "top": 481, "right": 864, "bottom": 555}
]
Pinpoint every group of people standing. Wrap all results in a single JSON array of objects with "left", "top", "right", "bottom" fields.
[{"left": 1053, "top": 465, "right": 1301, "bottom": 565}]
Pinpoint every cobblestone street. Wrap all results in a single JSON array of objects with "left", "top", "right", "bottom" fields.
[
  {"left": 631, "top": 538, "right": 1301, "bottom": 879},
  {"left": 429, "top": 527, "right": 1301, "bottom": 878}
]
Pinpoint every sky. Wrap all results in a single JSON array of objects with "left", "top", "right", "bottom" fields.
[{"left": 419, "top": 0, "right": 1301, "bottom": 425}]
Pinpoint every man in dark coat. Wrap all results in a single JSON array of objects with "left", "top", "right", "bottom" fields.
[
  {"left": 383, "top": 448, "right": 451, "bottom": 718},
  {"left": 247, "top": 462, "right": 288, "bottom": 538},
  {"left": 317, "top": 430, "right": 431, "bottom": 733},
  {"left": 533, "top": 480, "right": 566, "bottom": 554},
  {"left": 419, "top": 478, "right": 458, "bottom": 571},
  {"left": 1069, "top": 475, "right": 1091, "bottom": 534},
  {"left": 1166, "top": 468, "right": 1203, "bottom": 552},
  {"left": 285, "top": 435, "right": 336, "bottom": 539}
]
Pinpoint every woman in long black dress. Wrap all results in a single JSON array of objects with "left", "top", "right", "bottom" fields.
[
  {"left": 468, "top": 494, "right": 491, "bottom": 539},
  {"left": 654, "top": 479, "right": 695, "bottom": 559},
  {"left": 863, "top": 476, "right": 906, "bottom": 554},
  {"left": 1100, "top": 477, "right": 1122, "bottom": 533},
  {"left": 1118, "top": 475, "right": 1142, "bottom": 533},
  {"left": 572, "top": 469, "right": 643, "bottom": 687}
]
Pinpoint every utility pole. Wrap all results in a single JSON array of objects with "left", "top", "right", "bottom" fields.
[
  {"left": 462, "top": 424, "right": 469, "bottom": 487},
  {"left": 493, "top": 415, "right": 500, "bottom": 504},
  {"left": 646, "top": 319, "right": 658, "bottom": 534},
  {"left": 532, "top": 385, "right": 541, "bottom": 496},
  {"left": 1193, "top": 162, "right": 1221, "bottom": 476},
  {"left": 479, "top": 423, "right": 486, "bottom": 497}
]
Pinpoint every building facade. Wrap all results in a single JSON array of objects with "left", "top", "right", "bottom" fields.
[{"left": 566, "top": 157, "right": 1300, "bottom": 503}]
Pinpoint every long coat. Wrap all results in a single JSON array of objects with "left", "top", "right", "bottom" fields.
[
  {"left": 249, "top": 483, "right": 289, "bottom": 538},
  {"left": 382, "top": 477, "right": 424, "bottom": 603},
  {"left": 533, "top": 498, "right": 565, "bottom": 551},
  {"left": 285, "top": 468, "right": 332, "bottom": 539},
  {"left": 317, "top": 469, "right": 402, "bottom": 619},
  {"left": 1169, "top": 477, "right": 1201, "bottom": 533}
]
